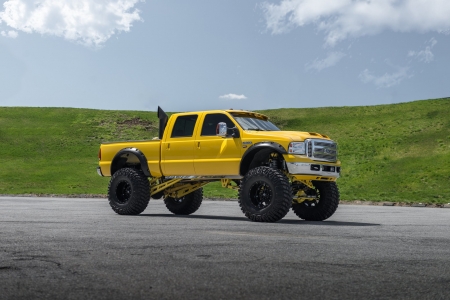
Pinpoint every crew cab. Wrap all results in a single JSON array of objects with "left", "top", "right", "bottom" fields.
[{"left": 97, "top": 107, "right": 341, "bottom": 222}]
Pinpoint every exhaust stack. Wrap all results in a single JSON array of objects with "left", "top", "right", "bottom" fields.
[{"left": 157, "top": 106, "right": 168, "bottom": 140}]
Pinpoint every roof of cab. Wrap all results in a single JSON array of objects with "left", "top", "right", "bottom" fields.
[
  {"left": 173, "top": 109, "right": 269, "bottom": 120},
  {"left": 225, "top": 109, "right": 268, "bottom": 120}
]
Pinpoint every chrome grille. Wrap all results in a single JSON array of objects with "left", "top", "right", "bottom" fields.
[{"left": 306, "top": 139, "right": 338, "bottom": 162}]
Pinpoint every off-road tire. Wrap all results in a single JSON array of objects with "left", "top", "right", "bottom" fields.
[
  {"left": 239, "top": 166, "right": 292, "bottom": 222},
  {"left": 108, "top": 168, "right": 150, "bottom": 215},
  {"left": 292, "top": 181, "right": 339, "bottom": 221},
  {"left": 164, "top": 188, "right": 203, "bottom": 215}
]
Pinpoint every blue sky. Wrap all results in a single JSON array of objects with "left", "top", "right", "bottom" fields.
[{"left": 0, "top": 0, "right": 449, "bottom": 112}]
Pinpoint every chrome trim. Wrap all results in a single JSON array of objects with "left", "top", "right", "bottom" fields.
[
  {"left": 286, "top": 162, "right": 340, "bottom": 178},
  {"left": 97, "top": 167, "right": 104, "bottom": 177},
  {"left": 306, "top": 139, "right": 338, "bottom": 162}
]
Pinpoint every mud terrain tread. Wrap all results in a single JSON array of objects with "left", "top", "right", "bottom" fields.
[
  {"left": 164, "top": 188, "right": 203, "bottom": 215},
  {"left": 239, "top": 166, "right": 292, "bottom": 222},
  {"left": 292, "top": 181, "right": 339, "bottom": 221},
  {"left": 108, "top": 168, "right": 150, "bottom": 215}
]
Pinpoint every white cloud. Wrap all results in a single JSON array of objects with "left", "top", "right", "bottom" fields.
[
  {"left": 0, "top": 0, "right": 143, "bottom": 47},
  {"left": 408, "top": 38, "right": 437, "bottom": 63},
  {"left": 1, "top": 30, "right": 18, "bottom": 38},
  {"left": 305, "top": 51, "right": 346, "bottom": 71},
  {"left": 262, "top": 0, "right": 450, "bottom": 46},
  {"left": 359, "top": 66, "right": 412, "bottom": 88},
  {"left": 219, "top": 94, "right": 248, "bottom": 100}
]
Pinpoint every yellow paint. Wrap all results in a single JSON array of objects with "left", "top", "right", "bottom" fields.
[
  {"left": 98, "top": 109, "right": 340, "bottom": 186},
  {"left": 165, "top": 181, "right": 210, "bottom": 198},
  {"left": 290, "top": 175, "right": 337, "bottom": 183}
]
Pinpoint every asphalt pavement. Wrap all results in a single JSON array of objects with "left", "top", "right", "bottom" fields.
[{"left": 1, "top": 197, "right": 449, "bottom": 300}]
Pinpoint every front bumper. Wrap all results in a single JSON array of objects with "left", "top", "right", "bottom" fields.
[{"left": 286, "top": 162, "right": 340, "bottom": 178}]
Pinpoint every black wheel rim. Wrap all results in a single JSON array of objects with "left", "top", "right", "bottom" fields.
[
  {"left": 303, "top": 188, "right": 320, "bottom": 207},
  {"left": 173, "top": 197, "right": 184, "bottom": 204},
  {"left": 166, "top": 196, "right": 184, "bottom": 205},
  {"left": 248, "top": 181, "right": 273, "bottom": 209},
  {"left": 116, "top": 181, "right": 132, "bottom": 204}
]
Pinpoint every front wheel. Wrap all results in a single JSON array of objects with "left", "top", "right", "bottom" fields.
[
  {"left": 239, "top": 167, "right": 292, "bottom": 222},
  {"left": 164, "top": 188, "right": 203, "bottom": 215},
  {"left": 292, "top": 181, "right": 339, "bottom": 221},
  {"left": 108, "top": 168, "right": 150, "bottom": 215}
]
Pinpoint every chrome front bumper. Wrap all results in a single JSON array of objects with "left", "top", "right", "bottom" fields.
[
  {"left": 97, "top": 167, "right": 104, "bottom": 177},
  {"left": 286, "top": 162, "right": 340, "bottom": 178}
]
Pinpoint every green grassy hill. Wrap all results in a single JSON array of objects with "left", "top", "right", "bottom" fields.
[{"left": 1, "top": 98, "right": 449, "bottom": 203}]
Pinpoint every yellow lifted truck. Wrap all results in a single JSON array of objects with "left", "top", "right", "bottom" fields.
[{"left": 97, "top": 107, "right": 341, "bottom": 222}]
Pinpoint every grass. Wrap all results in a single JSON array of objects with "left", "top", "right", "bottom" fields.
[
  {"left": 0, "top": 97, "right": 449, "bottom": 204},
  {"left": 262, "top": 98, "right": 450, "bottom": 203},
  {"left": 0, "top": 108, "right": 159, "bottom": 195}
]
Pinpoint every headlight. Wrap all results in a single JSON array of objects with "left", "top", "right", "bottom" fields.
[{"left": 288, "top": 142, "right": 306, "bottom": 155}]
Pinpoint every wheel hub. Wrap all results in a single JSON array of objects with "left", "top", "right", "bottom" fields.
[
  {"left": 249, "top": 181, "right": 272, "bottom": 209},
  {"left": 116, "top": 181, "right": 132, "bottom": 204}
]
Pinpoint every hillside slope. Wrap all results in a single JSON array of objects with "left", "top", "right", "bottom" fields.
[
  {"left": 1, "top": 98, "right": 449, "bottom": 203},
  {"left": 262, "top": 98, "right": 450, "bottom": 203},
  {"left": 0, "top": 108, "right": 159, "bottom": 196}
]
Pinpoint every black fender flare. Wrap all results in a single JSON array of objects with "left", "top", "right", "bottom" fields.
[
  {"left": 111, "top": 148, "right": 151, "bottom": 177},
  {"left": 239, "top": 142, "right": 287, "bottom": 175}
]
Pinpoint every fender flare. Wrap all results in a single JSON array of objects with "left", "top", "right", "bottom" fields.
[
  {"left": 111, "top": 148, "right": 151, "bottom": 177},
  {"left": 239, "top": 142, "right": 287, "bottom": 175}
]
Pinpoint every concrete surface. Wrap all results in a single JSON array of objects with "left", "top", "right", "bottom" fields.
[{"left": 1, "top": 197, "right": 449, "bottom": 300}]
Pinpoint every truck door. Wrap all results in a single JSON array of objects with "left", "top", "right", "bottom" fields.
[
  {"left": 194, "top": 113, "right": 242, "bottom": 176},
  {"left": 161, "top": 114, "right": 198, "bottom": 176}
]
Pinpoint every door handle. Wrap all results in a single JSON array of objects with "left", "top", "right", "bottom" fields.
[{"left": 197, "top": 142, "right": 200, "bottom": 148}]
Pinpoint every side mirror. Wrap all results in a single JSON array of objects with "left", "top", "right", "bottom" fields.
[
  {"left": 216, "top": 122, "right": 240, "bottom": 138},
  {"left": 216, "top": 122, "right": 228, "bottom": 137}
]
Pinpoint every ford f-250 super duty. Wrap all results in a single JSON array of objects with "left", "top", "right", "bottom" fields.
[{"left": 97, "top": 107, "right": 341, "bottom": 222}]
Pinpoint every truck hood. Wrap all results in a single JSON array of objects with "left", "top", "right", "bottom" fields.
[{"left": 243, "top": 130, "right": 331, "bottom": 141}]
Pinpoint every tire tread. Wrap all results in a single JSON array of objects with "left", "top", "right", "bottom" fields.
[
  {"left": 108, "top": 168, "right": 150, "bottom": 215},
  {"left": 239, "top": 167, "right": 292, "bottom": 222},
  {"left": 292, "top": 181, "right": 339, "bottom": 221},
  {"left": 164, "top": 188, "right": 203, "bottom": 215}
]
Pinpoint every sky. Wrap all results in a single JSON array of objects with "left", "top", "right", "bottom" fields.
[{"left": 0, "top": 0, "right": 449, "bottom": 112}]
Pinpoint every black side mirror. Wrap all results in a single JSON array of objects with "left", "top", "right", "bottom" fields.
[
  {"left": 216, "top": 122, "right": 240, "bottom": 138},
  {"left": 228, "top": 127, "right": 240, "bottom": 138}
]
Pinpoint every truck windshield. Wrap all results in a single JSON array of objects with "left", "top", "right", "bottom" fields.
[{"left": 232, "top": 116, "right": 280, "bottom": 131}]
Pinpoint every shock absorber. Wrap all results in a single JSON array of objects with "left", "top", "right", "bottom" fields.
[{"left": 268, "top": 153, "right": 280, "bottom": 169}]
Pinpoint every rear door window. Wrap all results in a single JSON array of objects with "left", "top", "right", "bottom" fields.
[{"left": 171, "top": 115, "right": 198, "bottom": 138}]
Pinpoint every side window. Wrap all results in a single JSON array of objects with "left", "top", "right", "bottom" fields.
[
  {"left": 171, "top": 115, "right": 198, "bottom": 138},
  {"left": 201, "top": 113, "right": 235, "bottom": 136}
]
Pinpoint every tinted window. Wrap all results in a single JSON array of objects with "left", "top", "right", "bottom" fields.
[
  {"left": 201, "top": 114, "right": 235, "bottom": 136},
  {"left": 171, "top": 115, "right": 198, "bottom": 138},
  {"left": 231, "top": 115, "right": 280, "bottom": 131}
]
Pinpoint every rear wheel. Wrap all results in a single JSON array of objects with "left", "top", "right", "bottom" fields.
[
  {"left": 108, "top": 168, "right": 150, "bottom": 215},
  {"left": 164, "top": 188, "right": 203, "bottom": 215},
  {"left": 292, "top": 181, "right": 339, "bottom": 221},
  {"left": 239, "top": 166, "right": 291, "bottom": 222}
]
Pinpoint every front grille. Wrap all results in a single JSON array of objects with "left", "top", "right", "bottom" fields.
[{"left": 306, "top": 139, "right": 338, "bottom": 162}]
